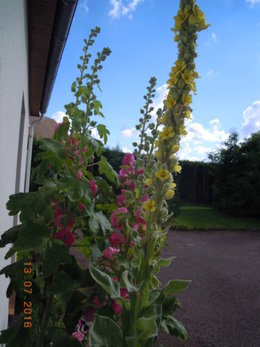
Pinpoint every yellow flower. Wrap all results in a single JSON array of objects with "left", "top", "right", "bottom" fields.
[
  {"left": 181, "top": 69, "right": 194, "bottom": 85},
  {"left": 155, "top": 169, "right": 170, "bottom": 181},
  {"left": 182, "top": 93, "right": 192, "bottom": 105},
  {"left": 171, "top": 144, "right": 179, "bottom": 153},
  {"left": 180, "top": 125, "right": 187, "bottom": 136},
  {"left": 168, "top": 72, "right": 178, "bottom": 85},
  {"left": 159, "top": 126, "right": 175, "bottom": 140},
  {"left": 173, "top": 164, "right": 182, "bottom": 173},
  {"left": 144, "top": 178, "right": 153, "bottom": 187},
  {"left": 170, "top": 181, "right": 177, "bottom": 189},
  {"left": 165, "top": 96, "right": 177, "bottom": 109},
  {"left": 165, "top": 190, "right": 175, "bottom": 199},
  {"left": 155, "top": 150, "right": 162, "bottom": 159},
  {"left": 158, "top": 115, "right": 167, "bottom": 125},
  {"left": 143, "top": 199, "right": 156, "bottom": 212},
  {"left": 171, "top": 60, "right": 186, "bottom": 76}
]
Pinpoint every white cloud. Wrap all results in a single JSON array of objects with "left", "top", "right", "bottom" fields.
[
  {"left": 91, "top": 128, "right": 101, "bottom": 140},
  {"left": 151, "top": 83, "right": 167, "bottom": 121},
  {"left": 179, "top": 117, "right": 230, "bottom": 161},
  {"left": 211, "top": 33, "right": 217, "bottom": 41},
  {"left": 79, "top": 0, "right": 89, "bottom": 14},
  {"left": 51, "top": 111, "right": 66, "bottom": 123},
  {"left": 246, "top": 0, "right": 260, "bottom": 6},
  {"left": 121, "top": 127, "right": 137, "bottom": 138},
  {"left": 241, "top": 100, "right": 260, "bottom": 137},
  {"left": 122, "top": 146, "right": 132, "bottom": 153},
  {"left": 109, "top": 0, "right": 143, "bottom": 19},
  {"left": 207, "top": 69, "right": 213, "bottom": 77}
]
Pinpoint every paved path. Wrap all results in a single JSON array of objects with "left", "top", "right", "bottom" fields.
[{"left": 156, "top": 230, "right": 260, "bottom": 347}]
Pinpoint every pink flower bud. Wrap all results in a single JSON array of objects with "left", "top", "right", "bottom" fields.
[
  {"left": 77, "top": 169, "right": 83, "bottom": 180},
  {"left": 122, "top": 153, "right": 135, "bottom": 166},
  {"left": 120, "top": 288, "right": 129, "bottom": 300},
  {"left": 137, "top": 168, "right": 145, "bottom": 175},
  {"left": 89, "top": 180, "right": 98, "bottom": 197},
  {"left": 112, "top": 300, "right": 122, "bottom": 315}
]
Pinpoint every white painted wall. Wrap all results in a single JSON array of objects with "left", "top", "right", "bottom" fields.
[{"left": 0, "top": 0, "right": 29, "bottom": 334}]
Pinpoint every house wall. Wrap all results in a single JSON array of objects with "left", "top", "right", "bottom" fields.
[{"left": 0, "top": 0, "right": 30, "bottom": 333}]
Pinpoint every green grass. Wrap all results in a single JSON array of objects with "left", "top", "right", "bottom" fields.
[{"left": 173, "top": 204, "right": 260, "bottom": 230}]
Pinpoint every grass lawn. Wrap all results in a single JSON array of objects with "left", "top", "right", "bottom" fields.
[{"left": 173, "top": 204, "right": 260, "bottom": 230}]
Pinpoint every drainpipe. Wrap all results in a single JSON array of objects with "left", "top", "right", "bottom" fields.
[{"left": 24, "top": 113, "right": 45, "bottom": 192}]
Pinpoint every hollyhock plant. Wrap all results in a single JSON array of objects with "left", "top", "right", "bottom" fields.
[{"left": 0, "top": 4, "right": 208, "bottom": 345}]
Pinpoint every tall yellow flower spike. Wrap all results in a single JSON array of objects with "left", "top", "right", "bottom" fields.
[{"left": 159, "top": 126, "right": 175, "bottom": 140}]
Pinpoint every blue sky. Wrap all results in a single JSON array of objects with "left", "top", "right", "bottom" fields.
[{"left": 47, "top": 0, "right": 260, "bottom": 161}]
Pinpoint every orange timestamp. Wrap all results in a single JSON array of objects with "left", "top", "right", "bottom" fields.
[{"left": 23, "top": 261, "right": 33, "bottom": 328}]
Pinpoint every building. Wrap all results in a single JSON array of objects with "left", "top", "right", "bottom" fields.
[{"left": 0, "top": 0, "right": 78, "bottom": 334}]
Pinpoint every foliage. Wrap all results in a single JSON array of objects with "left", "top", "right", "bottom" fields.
[
  {"left": 173, "top": 204, "right": 260, "bottom": 230},
  {"left": 209, "top": 132, "right": 260, "bottom": 217},
  {"left": 0, "top": 1, "right": 209, "bottom": 346}
]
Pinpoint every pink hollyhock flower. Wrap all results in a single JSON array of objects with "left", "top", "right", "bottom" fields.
[
  {"left": 109, "top": 232, "right": 123, "bottom": 246},
  {"left": 125, "top": 180, "right": 136, "bottom": 191},
  {"left": 127, "top": 165, "right": 135, "bottom": 175},
  {"left": 120, "top": 288, "right": 129, "bottom": 300},
  {"left": 119, "top": 169, "right": 128, "bottom": 181},
  {"left": 75, "top": 140, "right": 80, "bottom": 147},
  {"left": 113, "top": 275, "right": 119, "bottom": 282},
  {"left": 137, "top": 168, "right": 145, "bottom": 175},
  {"left": 56, "top": 230, "right": 75, "bottom": 247},
  {"left": 83, "top": 307, "right": 96, "bottom": 322},
  {"left": 89, "top": 180, "right": 98, "bottom": 197},
  {"left": 82, "top": 147, "right": 87, "bottom": 153},
  {"left": 112, "top": 300, "right": 122, "bottom": 315},
  {"left": 93, "top": 296, "right": 102, "bottom": 308},
  {"left": 72, "top": 331, "right": 84, "bottom": 342},
  {"left": 141, "top": 195, "right": 149, "bottom": 203},
  {"left": 77, "top": 169, "right": 83, "bottom": 180},
  {"left": 71, "top": 138, "right": 75, "bottom": 146},
  {"left": 133, "top": 223, "right": 139, "bottom": 231},
  {"left": 122, "top": 153, "right": 135, "bottom": 166},
  {"left": 78, "top": 319, "right": 82, "bottom": 327},
  {"left": 129, "top": 241, "right": 136, "bottom": 248},
  {"left": 54, "top": 122, "right": 62, "bottom": 133},
  {"left": 79, "top": 202, "right": 86, "bottom": 211},
  {"left": 74, "top": 149, "right": 79, "bottom": 156},
  {"left": 103, "top": 247, "right": 120, "bottom": 261},
  {"left": 110, "top": 207, "right": 129, "bottom": 230}
]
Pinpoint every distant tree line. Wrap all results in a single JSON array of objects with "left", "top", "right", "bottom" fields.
[{"left": 31, "top": 131, "right": 260, "bottom": 218}]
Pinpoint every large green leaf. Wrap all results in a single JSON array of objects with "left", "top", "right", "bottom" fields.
[
  {"left": 154, "top": 257, "right": 175, "bottom": 273},
  {"left": 136, "top": 316, "right": 158, "bottom": 344},
  {"left": 89, "top": 314, "right": 124, "bottom": 347},
  {"left": 0, "top": 224, "right": 22, "bottom": 248},
  {"left": 98, "top": 156, "right": 117, "bottom": 183},
  {"left": 160, "top": 316, "right": 188, "bottom": 341},
  {"left": 97, "top": 124, "right": 110, "bottom": 144},
  {"left": 89, "top": 264, "right": 120, "bottom": 298},
  {"left": 0, "top": 316, "right": 34, "bottom": 346},
  {"left": 89, "top": 211, "right": 112, "bottom": 235},
  {"left": 164, "top": 280, "right": 191, "bottom": 296},
  {"left": 121, "top": 271, "right": 138, "bottom": 293}
]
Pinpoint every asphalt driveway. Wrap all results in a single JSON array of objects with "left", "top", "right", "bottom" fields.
[{"left": 156, "top": 230, "right": 260, "bottom": 347}]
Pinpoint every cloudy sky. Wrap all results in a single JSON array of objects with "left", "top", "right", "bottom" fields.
[{"left": 47, "top": 0, "right": 260, "bottom": 161}]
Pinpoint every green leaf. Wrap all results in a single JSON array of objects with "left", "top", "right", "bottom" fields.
[
  {"left": 0, "top": 316, "right": 34, "bottom": 346},
  {"left": 121, "top": 271, "right": 138, "bottom": 292},
  {"left": 89, "top": 211, "right": 112, "bottom": 235},
  {"left": 52, "top": 332, "right": 82, "bottom": 347},
  {"left": 98, "top": 156, "right": 117, "bottom": 183},
  {"left": 97, "top": 124, "right": 110, "bottom": 144},
  {"left": 89, "top": 314, "right": 123, "bottom": 347},
  {"left": 136, "top": 316, "right": 158, "bottom": 343},
  {"left": 0, "top": 224, "right": 21, "bottom": 248},
  {"left": 155, "top": 257, "right": 175, "bottom": 273},
  {"left": 160, "top": 316, "right": 188, "bottom": 341},
  {"left": 164, "top": 280, "right": 191, "bottom": 296},
  {"left": 89, "top": 264, "right": 120, "bottom": 298},
  {"left": 40, "top": 138, "right": 68, "bottom": 160}
]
